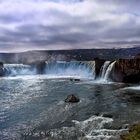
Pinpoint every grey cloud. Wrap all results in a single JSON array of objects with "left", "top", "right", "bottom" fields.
[{"left": 0, "top": 0, "right": 140, "bottom": 52}]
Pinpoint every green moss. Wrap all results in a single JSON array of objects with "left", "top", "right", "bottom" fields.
[{"left": 121, "top": 123, "right": 140, "bottom": 140}]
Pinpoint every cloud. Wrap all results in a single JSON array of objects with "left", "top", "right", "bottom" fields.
[{"left": 0, "top": 0, "right": 140, "bottom": 52}]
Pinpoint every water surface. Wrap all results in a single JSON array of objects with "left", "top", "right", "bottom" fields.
[{"left": 0, "top": 75, "right": 140, "bottom": 140}]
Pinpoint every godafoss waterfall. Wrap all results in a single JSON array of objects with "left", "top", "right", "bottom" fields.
[{"left": 0, "top": 59, "right": 140, "bottom": 140}]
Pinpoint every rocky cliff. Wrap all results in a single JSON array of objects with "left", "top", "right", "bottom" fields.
[{"left": 111, "top": 55, "right": 140, "bottom": 83}]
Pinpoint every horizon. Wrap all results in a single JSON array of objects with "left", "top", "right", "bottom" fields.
[
  {"left": 0, "top": 45, "right": 139, "bottom": 53},
  {"left": 0, "top": 0, "right": 140, "bottom": 52}
]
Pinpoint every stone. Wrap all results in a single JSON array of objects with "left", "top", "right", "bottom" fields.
[
  {"left": 0, "top": 62, "right": 5, "bottom": 76},
  {"left": 35, "top": 61, "right": 46, "bottom": 74},
  {"left": 102, "top": 113, "right": 113, "bottom": 118},
  {"left": 111, "top": 58, "right": 140, "bottom": 83},
  {"left": 65, "top": 94, "right": 80, "bottom": 103},
  {"left": 70, "top": 78, "right": 80, "bottom": 82}
]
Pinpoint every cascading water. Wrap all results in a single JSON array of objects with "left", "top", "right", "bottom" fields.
[
  {"left": 98, "top": 61, "right": 116, "bottom": 82},
  {"left": 4, "top": 64, "right": 36, "bottom": 76},
  {"left": 104, "top": 61, "right": 116, "bottom": 80},
  {"left": 2, "top": 61, "right": 116, "bottom": 81},
  {"left": 3, "top": 61, "right": 95, "bottom": 79},
  {"left": 100, "top": 61, "right": 111, "bottom": 79},
  {"left": 44, "top": 61, "right": 94, "bottom": 79}
]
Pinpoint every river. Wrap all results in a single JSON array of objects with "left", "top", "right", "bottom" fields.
[{"left": 0, "top": 62, "right": 140, "bottom": 140}]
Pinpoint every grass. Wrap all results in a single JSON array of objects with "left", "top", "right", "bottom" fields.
[{"left": 121, "top": 123, "right": 140, "bottom": 140}]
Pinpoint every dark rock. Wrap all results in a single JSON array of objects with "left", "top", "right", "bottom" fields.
[
  {"left": 121, "top": 124, "right": 129, "bottom": 129},
  {"left": 111, "top": 58, "right": 140, "bottom": 83},
  {"left": 65, "top": 94, "right": 80, "bottom": 103},
  {"left": 70, "top": 78, "right": 80, "bottom": 82},
  {"left": 102, "top": 113, "right": 113, "bottom": 118},
  {"left": 94, "top": 58, "right": 105, "bottom": 78},
  {"left": 35, "top": 61, "right": 46, "bottom": 74},
  {"left": 0, "top": 62, "right": 3, "bottom": 68},
  {"left": 94, "top": 112, "right": 100, "bottom": 116},
  {"left": 0, "top": 62, "right": 5, "bottom": 76}
]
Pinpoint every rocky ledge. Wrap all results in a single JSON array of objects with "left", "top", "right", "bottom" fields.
[{"left": 110, "top": 54, "right": 140, "bottom": 83}]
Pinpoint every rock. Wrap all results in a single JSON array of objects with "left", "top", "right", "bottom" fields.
[
  {"left": 35, "top": 61, "right": 46, "bottom": 74},
  {"left": 121, "top": 124, "right": 129, "bottom": 129},
  {"left": 94, "top": 58, "right": 105, "bottom": 78},
  {"left": 65, "top": 94, "right": 80, "bottom": 103},
  {"left": 0, "top": 62, "right": 5, "bottom": 76},
  {"left": 111, "top": 58, "right": 140, "bottom": 83},
  {"left": 70, "top": 78, "right": 80, "bottom": 82},
  {"left": 102, "top": 113, "right": 113, "bottom": 118}
]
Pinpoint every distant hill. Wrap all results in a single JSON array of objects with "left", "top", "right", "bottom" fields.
[{"left": 0, "top": 47, "right": 140, "bottom": 63}]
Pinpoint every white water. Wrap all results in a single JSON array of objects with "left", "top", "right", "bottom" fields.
[
  {"left": 97, "top": 61, "right": 116, "bottom": 82},
  {"left": 104, "top": 61, "right": 116, "bottom": 81},
  {"left": 3, "top": 61, "right": 116, "bottom": 82},
  {"left": 4, "top": 64, "right": 36, "bottom": 76},
  {"left": 44, "top": 61, "right": 94, "bottom": 79},
  {"left": 100, "top": 61, "right": 111, "bottom": 79},
  {"left": 28, "top": 115, "right": 127, "bottom": 140},
  {"left": 3, "top": 62, "right": 94, "bottom": 79},
  {"left": 72, "top": 115, "right": 127, "bottom": 140}
]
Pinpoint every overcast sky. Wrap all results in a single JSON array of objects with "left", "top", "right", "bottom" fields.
[{"left": 0, "top": 0, "right": 140, "bottom": 52}]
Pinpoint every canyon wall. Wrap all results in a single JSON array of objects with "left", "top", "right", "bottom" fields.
[{"left": 111, "top": 55, "right": 140, "bottom": 83}]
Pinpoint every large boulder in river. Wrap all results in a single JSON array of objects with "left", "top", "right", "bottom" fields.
[{"left": 65, "top": 94, "right": 80, "bottom": 103}]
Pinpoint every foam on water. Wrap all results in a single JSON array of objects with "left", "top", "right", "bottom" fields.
[
  {"left": 72, "top": 115, "right": 127, "bottom": 140},
  {"left": 27, "top": 115, "right": 127, "bottom": 140},
  {"left": 124, "top": 86, "right": 140, "bottom": 90}
]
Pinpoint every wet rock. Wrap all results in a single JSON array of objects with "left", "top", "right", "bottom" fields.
[
  {"left": 35, "top": 61, "right": 46, "bottom": 74},
  {"left": 102, "top": 113, "right": 113, "bottom": 118},
  {"left": 121, "top": 124, "right": 129, "bottom": 129},
  {"left": 94, "top": 58, "right": 105, "bottom": 78},
  {"left": 0, "top": 62, "right": 5, "bottom": 76},
  {"left": 65, "top": 94, "right": 80, "bottom": 103},
  {"left": 111, "top": 58, "right": 140, "bottom": 83},
  {"left": 70, "top": 78, "right": 80, "bottom": 82}
]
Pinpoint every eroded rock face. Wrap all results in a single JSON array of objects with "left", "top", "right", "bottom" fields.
[
  {"left": 35, "top": 61, "right": 46, "bottom": 74},
  {"left": 94, "top": 58, "right": 105, "bottom": 78},
  {"left": 0, "top": 62, "right": 5, "bottom": 76},
  {"left": 111, "top": 58, "right": 140, "bottom": 83}
]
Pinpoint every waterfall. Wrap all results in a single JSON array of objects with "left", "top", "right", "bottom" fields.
[
  {"left": 100, "top": 61, "right": 111, "bottom": 79},
  {"left": 44, "top": 61, "right": 94, "bottom": 79},
  {"left": 104, "top": 61, "right": 116, "bottom": 81},
  {"left": 2, "top": 61, "right": 116, "bottom": 81},
  {"left": 83, "top": 61, "right": 95, "bottom": 78},
  {"left": 4, "top": 64, "right": 36, "bottom": 76},
  {"left": 3, "top": 62, "right": 95, "bottom": 78},
  {"left": 98, "top": 61, "right": 116, "bottom": 82}
]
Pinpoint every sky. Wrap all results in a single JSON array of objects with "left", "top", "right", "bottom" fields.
[{"left": 0, "top": 0, "right": 140, "bottom": 52}]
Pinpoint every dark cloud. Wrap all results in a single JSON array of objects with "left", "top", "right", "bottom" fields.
[{"left": 0, "top": 0, "right": 140, "bottom": 52}]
